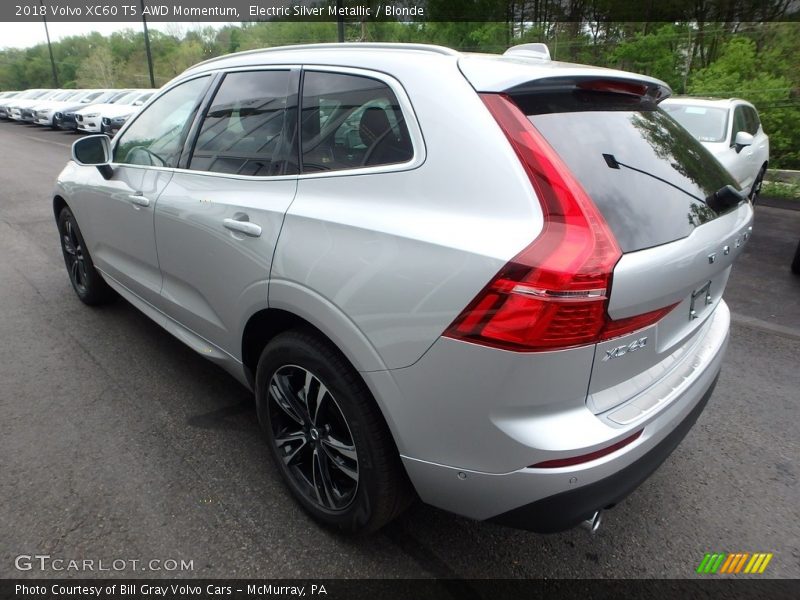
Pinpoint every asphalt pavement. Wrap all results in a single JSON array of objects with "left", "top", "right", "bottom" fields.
[{"left": 0, "top": 122, "right": 798, "bottom": 579}]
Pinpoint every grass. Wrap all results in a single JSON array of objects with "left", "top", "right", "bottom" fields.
[{"left": 761, "top": 180, "right": 800, "bottom": 200}]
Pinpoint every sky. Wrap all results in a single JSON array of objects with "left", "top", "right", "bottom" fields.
[{"left": 0, "top": 22, "right": 233, "bottom": 50}]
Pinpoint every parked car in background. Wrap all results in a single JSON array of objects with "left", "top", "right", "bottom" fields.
[
  {"left": 662, "top": 97, "right": 769, "bottom": 201},
  {"left": 77, "top": 89, "right": 155, "bottom": 133},
  {"left": 18, "top": 90, "right": 67, "bottom": 122},
  {"left": 2, "top": 89, "right": 50, "bottom": 120},
  {"left": 56, "top": 43, "right": 753, "bottom": 535},
  {"left": 11, "top": 89, "right": 62, "bottom": 122},
  {"left": 53, "top": 89, "right": 116, "bottom": 131},
  {"left": 101, "top": 113, "right": 131, "bottom": 136},
  {"left": 32, "top": 90, "right": 88, "bottom": 126}
]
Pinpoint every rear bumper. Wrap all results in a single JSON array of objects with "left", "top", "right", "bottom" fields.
[
  {"left": 490, "top": 374, "right": 717, "bottom": 532},
  {"left": 373, "top": 300, "right": 729, "bottom": 529}
]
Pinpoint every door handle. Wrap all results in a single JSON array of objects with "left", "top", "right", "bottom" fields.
[
  {"left": 128, "top": 193, "right": 151, "bottom": 208},
  {"left": 223, "top": 218, "right": 262, "bottom": 238}
]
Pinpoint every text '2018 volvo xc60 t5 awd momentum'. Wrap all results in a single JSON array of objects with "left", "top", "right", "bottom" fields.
[{"left": 54, "top": 43, "right": 753, "bottom": 535}]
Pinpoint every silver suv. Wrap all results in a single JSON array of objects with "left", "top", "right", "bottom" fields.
[{"left": 56, "top": 43, "right": 753, "bottom": 535}]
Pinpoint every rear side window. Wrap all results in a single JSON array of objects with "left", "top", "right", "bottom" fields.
[
  {"left": 300, "top": 71, "right": 413, "bottom": 173},
  {"left": 516, "top": 91, "right": 738, "bottom": 252},
  {"left": 189, "top": 70, "right": 295, "bottom": 177}
]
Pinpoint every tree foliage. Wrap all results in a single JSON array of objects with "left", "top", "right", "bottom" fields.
[{"left": 0, "top": 9, "right": 797, "bottom": 167}]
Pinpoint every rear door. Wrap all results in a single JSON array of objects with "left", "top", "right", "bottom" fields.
[
  {"left": 511, "top": 84, "right": 753, "bottom": 414},
  {"left": 153, "top": 68, "right": 299, "bottom": 359}
]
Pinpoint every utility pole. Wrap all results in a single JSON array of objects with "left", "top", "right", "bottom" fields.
[
  {"left": 140, "top": 0, "right": 156, "bottom": 87},
  {"left": 39, "top": 0, "right": 59, "bottom": 87},
  {"left": 336, "top": 0, "right": 345, "bottom": 42}
]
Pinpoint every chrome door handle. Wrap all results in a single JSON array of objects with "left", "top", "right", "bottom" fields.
[
  {"left": 128, "top": 193, "right": 151, "bottom": 208},
  {"left": 223, "top": 218, "right": 262, "bottom": 238}
]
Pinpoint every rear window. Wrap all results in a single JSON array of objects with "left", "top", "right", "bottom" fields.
[
  {"left": 662, "top": 104, "right": 729, "bottom": 142},
  {"left": 515, "top": 91, "right": 738, "bottom": 252}
]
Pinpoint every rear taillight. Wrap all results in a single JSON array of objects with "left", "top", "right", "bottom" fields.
[{"left": 443, "top": 93, "right": 674, "bottom": 351}]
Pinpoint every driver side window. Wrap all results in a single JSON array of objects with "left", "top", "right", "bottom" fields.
[{"left": 114, "top": 76, "right": 209, "bottom": 168}]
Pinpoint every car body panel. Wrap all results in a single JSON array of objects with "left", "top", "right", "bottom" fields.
[{"left": 154, "top": 170, "right": 299, "bottom": 360}]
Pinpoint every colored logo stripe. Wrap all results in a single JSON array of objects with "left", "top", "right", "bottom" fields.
[{"left": 697, "top": 552, "right": 773, "bottom": 574}]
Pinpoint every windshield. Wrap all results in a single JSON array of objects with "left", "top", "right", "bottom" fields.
[
  {"left": 113, "top": 91, "right": 140, "bottom": 105},
  {"left": 81, "top": 91, "right": 104, "bottom": 103},
  {"left": 516, "top": 90, "right": 738, "bottom": 252},
  {"left": 108, "top": 90, "right": 132, "bottom": 103},
  {"left": 89, "top": 90, "right": 116, "bottom": 104},
  {"left": 661, "top": 103, "right": 729, "bottom": 143}
]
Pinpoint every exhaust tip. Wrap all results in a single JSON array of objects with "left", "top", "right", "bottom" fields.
[{"left": 581, "top": 510, "right": 603, "bottom": 535}]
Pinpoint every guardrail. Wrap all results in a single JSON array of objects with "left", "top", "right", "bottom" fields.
[{"left": 767, "top": 169, "right": 800, "bottom": 184}]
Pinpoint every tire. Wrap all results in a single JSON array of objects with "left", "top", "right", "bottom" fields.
[
  {"left": 792, "top": 240, "right": 800, "bottom": 275},
  {"left": 749, "top": 167, "right": 766, "bottom": 203},
  {"left": 57, "top": 206, "right": 116, "bottom": 305},
  {"left": 255, "top": 330, "right": 413, "bottom": 534}
]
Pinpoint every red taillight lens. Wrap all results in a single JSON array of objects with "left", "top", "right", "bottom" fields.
[
  {"left": 529, "top": 430, "right": 643, "bottom": 469},
  {"left": 444, "top": 94, "right": 674, "bottom": 351}
]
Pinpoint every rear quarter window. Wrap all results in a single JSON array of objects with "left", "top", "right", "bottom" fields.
[{"left": 300, "top": 71, "right": 413, "bottom": 173}]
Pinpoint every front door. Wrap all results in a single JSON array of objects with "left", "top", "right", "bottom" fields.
[
  {"left": 154, "top": 69, "right": 299, "bottom": 358},
  {"left": 84, "top": 75, "right": 212, "bottom": 306}
]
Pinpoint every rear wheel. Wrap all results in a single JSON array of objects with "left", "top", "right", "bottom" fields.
[
  {"left": 57, "top": 207, "right": 115, "bottom": 305},
  {"left": 255, "top": 330, "right": 412, "bottom": 534}
]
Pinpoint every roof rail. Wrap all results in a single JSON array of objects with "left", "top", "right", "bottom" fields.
[
  {"left": 504, "top": 43, "right": 551, "bottom": 61},
  {"left": 191, "top": 42, "right": 460, "bottom": 70}
]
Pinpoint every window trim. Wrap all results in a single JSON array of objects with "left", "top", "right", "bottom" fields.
[{"left": 109, "top": 64, "right": 426, "bottom": 182}]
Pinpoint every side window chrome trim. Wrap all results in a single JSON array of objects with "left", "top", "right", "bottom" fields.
[{"left": 111, "top": 64, "right": 426, "bottom": 181}]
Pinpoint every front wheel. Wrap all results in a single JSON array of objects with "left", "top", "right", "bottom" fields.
[
  {"left": 255, "top": 330, "right": 413, "bottom": 534},
  {"left": 57, "top": 207, "right": 116, "bottom": 305}
]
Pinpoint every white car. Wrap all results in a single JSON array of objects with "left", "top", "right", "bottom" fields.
[
  {"left": 31, "top": 89, "right": 88, "bottom": 126},
  {"left": 662, "top": 97, "right": 769, "bottom": 200},
  {"left": 76, "top": 90, "right": 153, "bottom": 133},
  {"left": 7, "top": 89, "right": 57, "bottom": 121}
]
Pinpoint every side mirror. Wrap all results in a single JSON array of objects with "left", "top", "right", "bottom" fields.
[
  {"left": 734, "top": 131, "right": 754, "bottom": 153},
  {"left": 72, "top": 134, "right": 113, "bottom": 180},
  {"left": 133, "top": 100, "right": 143, "bottom": 106}
]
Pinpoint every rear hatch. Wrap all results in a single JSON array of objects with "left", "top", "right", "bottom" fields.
[{"left": 462, "top": 57, "right": 753, "bottom": 415}]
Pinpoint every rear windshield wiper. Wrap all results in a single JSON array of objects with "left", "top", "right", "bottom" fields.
[
  {"left": 602, "top": 153, "right": 744, "bottom": 213},
  {"left": 602, "top": 153, "right": 705, "bottom": 203}
]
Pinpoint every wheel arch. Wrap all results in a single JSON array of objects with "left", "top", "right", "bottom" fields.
[{"left": 53, "top": 194, "right": 68, "bottom": 220}]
